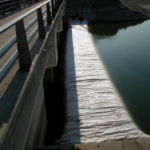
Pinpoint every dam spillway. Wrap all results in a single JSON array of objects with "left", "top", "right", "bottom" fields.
[{"left": 58, "top": 20, "right": 149, "bottom": 144}]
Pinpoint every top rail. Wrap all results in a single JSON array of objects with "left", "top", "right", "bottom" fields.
[
  {"left": 0, "top": 0, "right": 51, "bottom": 33},
  {"left": 0, "top": 0, "right": 50, "bottom": 83}
]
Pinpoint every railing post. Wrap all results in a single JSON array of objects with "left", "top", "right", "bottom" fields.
[
  {"left": 54, "top": 0, "right": 57, "bottom": 11},
  {"left": 37, "top": 8, "right": 46, "bottom": 38},
  {"left": 55, "top": 0, "right": 60, "bottom": 11},
  {"left": 46, "top": 3, "right": 52, "bottom": 24},
  {"left": 51, "top": 0, "right": 55, "bottom": 17},
  {"left": 16, "top": 0, "right": 20, "bottom": 10},
  {"left": 53, "top": 0, "right": 56, "bottom": 8},
  {"left": 58, "top": 0, "right": 62, "bottom": 7},
  {"left": 16, "top": 19, "right": 31, "bottom": 71}
]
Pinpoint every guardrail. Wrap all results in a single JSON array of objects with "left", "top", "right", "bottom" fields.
[
  {"left": 0, "top": 0, "right": 66, "bottom": 149},
  {"left": 0, "top": 0, "right": 60, "bottom": 83},
  {"left": 0, "top": 0, "right": 44, "bottom": 15}
]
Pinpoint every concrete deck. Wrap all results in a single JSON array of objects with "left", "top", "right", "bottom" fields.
[
  {"left": 73, "top": 137, "right": 150, "bottom": 150},
  {"left": 35, "top": 137, "right": 150, "bottom": 150}
]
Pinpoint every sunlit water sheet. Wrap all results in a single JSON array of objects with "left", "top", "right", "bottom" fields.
[{"left": 59, "top": 20, "right": 150, "bottom": 144}]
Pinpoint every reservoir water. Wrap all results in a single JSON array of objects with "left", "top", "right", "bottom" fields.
[{"left": 59, "top": 20, "right": 150, "bottom": 144}]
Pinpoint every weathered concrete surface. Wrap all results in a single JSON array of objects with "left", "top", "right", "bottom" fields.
[
  {"left": 33, "top": 137, "right": 150, "bottom": 150},
  {"left": 73, "top": 137, "right": 150, "bottom": 150}
]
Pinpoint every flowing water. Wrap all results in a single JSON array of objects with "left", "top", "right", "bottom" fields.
[{"left": 59, "top": 20, "right": 150, "bottom": 144}]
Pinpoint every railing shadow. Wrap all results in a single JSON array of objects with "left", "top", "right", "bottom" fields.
[
  {"left": 0, "top": 33, "right": 44, "bottom": 128},
  {"left": 0, "top": 71, "right": 27, "bottom": 126},
  {"left": 62, "top": 26, "right": 81, "bottom": 144}
]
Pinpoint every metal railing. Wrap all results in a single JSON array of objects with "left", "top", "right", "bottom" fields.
[
  {"left": 0, "top": 0, "right": 44, "bottom": 15},
  {"left": 0, "top": 0, "right": 61, "bottom": 83}
]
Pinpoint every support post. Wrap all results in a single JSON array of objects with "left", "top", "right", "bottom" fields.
[
  {"left": 53, "top": 31, "right": 58, "bottom": 66},
  {"left": 54, "top": 0, "right": 58, "bottom": 11},
  {"left": 51, "top": 0, "right": 55, "bottom": 17},
  {"left": 16, "top": 19, "right": 31, "bottom": 71},
  {"left": 59, "top": 0, "right": 62, "bottom": 7},
  {"left": 55, "top": 0, "right": 60, "bottom": 11},
  {"left": 46, "top": 3, "right": 52, "bottom": 24},
  {"left": 37, "top": 8, "right": 46, "bottom": 38}
]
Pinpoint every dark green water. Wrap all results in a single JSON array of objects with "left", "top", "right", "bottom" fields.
[{"left": 89, "top": 20, "right": 150, "bottom": 134}]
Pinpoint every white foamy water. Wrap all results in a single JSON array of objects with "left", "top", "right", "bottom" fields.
[{"left": 59, "top": 20, "right": 147, "bottom": 144}]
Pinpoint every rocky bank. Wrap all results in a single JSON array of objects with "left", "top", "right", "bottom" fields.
[{"left": 66, "top": 0, "right": 148, "bottom": 22}]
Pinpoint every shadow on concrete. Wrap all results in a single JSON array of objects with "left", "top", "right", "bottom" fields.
[
  {"left": 0, "top": 71, "right": 28, "bottom": 126},
  {"left": 43, "top": 23, "right": 81, "bottom": 145}
]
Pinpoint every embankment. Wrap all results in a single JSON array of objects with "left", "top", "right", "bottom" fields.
[{"left": 66, "top": 0, "right": 148, "bottom": 22}]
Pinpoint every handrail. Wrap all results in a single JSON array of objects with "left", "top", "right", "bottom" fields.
[
  {"left": 0, "top": 0, "right": 66, "bottom": 149},
  {"left": 0, "top": 0, "right": 50, "bottom": 33},
  {"left": 0, "top": 1, "right": 49, "bottom": 83},
  {"left": 0, "top": 8, "right": 47, "bottom": 58},
  {"left": 0, "top": 16, "right": 47, "bottom": 83},
  {"left": 0, "top": 0, "right": 61, "bottom": 85},
  {"left": 0, "top": 0, "right": 64, "bottom": 87}
]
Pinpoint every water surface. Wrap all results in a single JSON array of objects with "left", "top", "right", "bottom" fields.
[{"left": 90, "top": 20, "right": 150, "bottom": 134}]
